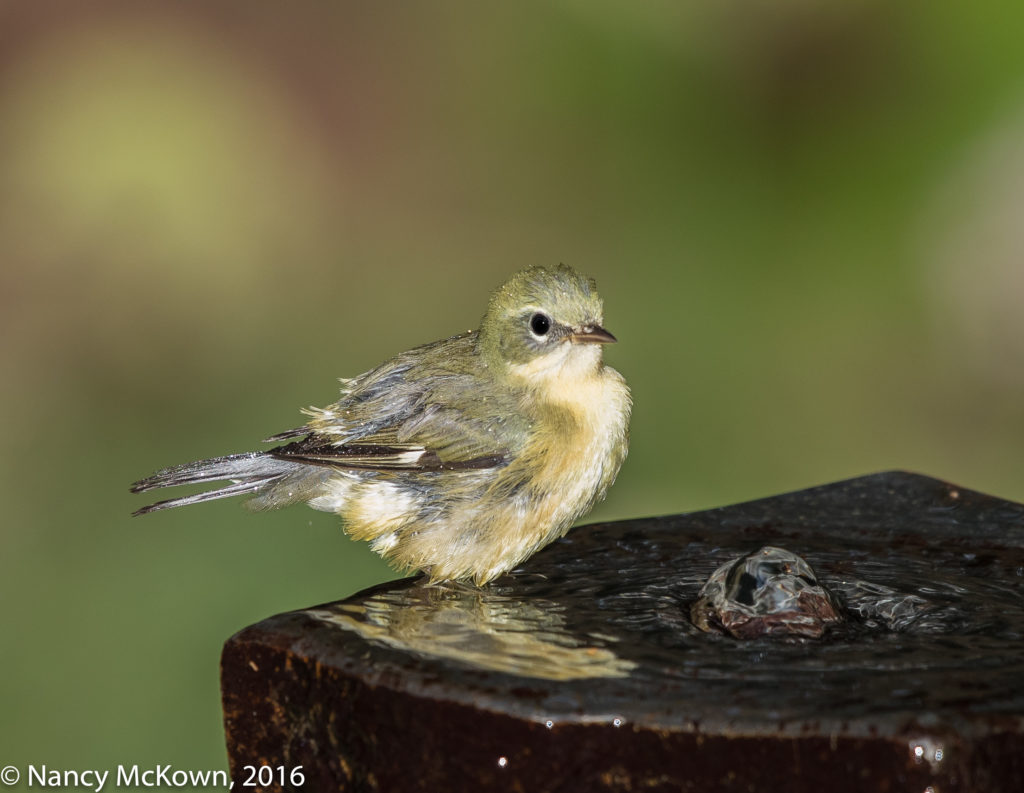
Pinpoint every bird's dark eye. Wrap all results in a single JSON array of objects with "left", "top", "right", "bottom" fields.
[{"left": 530, "top": 312, "right": 551, "bottom": 336}]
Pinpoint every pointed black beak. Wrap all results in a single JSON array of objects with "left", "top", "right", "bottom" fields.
[{"left": 570, "top": 325, "right": 617, "bottom": 344}]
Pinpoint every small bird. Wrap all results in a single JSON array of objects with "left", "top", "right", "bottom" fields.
[{"left": 132, "top": 264, "right": 631, "bottom": 585}]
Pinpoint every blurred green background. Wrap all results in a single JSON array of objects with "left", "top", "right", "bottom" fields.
[{"left": 4, "top": 0, "right": 1024, "bottom": 777}]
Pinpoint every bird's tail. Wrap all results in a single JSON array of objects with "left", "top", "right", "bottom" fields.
[{"left": 130, "top": 452, "right": 312, "bottom": 516}]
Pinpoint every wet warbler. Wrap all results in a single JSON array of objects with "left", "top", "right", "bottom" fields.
[{"left": 132, "top": 264, "right": 631, "bottom": 584}]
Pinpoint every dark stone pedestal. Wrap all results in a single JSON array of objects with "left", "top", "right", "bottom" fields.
[{"left": 221, "top": 471, "right": 1024, "bottom": 792}]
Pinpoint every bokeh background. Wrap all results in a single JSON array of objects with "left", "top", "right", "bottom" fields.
[{"left": 4, "top": 0, "right": 1024, "bottom": 777}]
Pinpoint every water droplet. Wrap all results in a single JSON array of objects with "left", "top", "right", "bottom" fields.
[
  {"left": 545, "top": 720, "right": 553, "bottom": 729},
  {"left": 613, "top": 717, "right": 623, "bottom": 727},
  {"left": 497, "top": 757, "right": 508, "bottom": 769}
]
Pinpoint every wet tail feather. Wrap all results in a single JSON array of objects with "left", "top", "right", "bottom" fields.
[{"left": 131, "top": 452, "right": 302, "bottom": 516}]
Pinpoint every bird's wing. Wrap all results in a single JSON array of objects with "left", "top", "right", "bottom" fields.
[{"left": 268, "top": 333, "right": 525, "bottom": 472}]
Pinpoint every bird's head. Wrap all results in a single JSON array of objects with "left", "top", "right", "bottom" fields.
[{"left": 478, "top": 264, "right": 616, "bottom": 386}]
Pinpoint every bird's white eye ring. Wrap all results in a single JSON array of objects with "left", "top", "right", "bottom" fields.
[{"left": 530, "top": 312, "right": 551, "bottom": 336}]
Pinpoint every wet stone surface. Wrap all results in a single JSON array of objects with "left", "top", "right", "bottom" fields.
[{"left": 221, "top": 472, "right": 1024, "bottom": 792}]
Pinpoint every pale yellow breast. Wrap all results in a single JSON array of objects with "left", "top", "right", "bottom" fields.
[
  {"left": 518, "top": 362, "right": 631, "bottom": 540},
  {"left": 401, "top": 352, "right": 631, "bottom": 584}
]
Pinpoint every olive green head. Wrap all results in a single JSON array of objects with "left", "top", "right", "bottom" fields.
[{"left": 478, "top": 264, "right": 616, "bottom": 370}]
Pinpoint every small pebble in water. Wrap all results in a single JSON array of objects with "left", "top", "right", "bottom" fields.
[{"left": 691, "top": 546, "right": 843, "bottom": 639}]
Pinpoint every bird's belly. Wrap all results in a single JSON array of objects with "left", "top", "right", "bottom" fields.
[
  {"left": 326, "top": 368, "right": 629, "bottom": 585},
  {"left": 466, "top": 370, "right": 630, "bottom": 581},
  {"left": 530, "top": 408, "right": 624, "bottom": 537}
]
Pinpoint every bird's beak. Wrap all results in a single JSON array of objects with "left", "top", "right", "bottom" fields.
[{"left": 570, "top": 325, "right": 618, "bottom": 344}]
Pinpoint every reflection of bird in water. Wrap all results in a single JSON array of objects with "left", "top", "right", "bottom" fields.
[{"left": 310, "top": 583, "right": 635, "bottom": 681}]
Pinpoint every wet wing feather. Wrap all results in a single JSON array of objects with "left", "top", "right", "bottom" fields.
[{"left": 267, "top": 333, "right": 524, "bottom": 473}]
